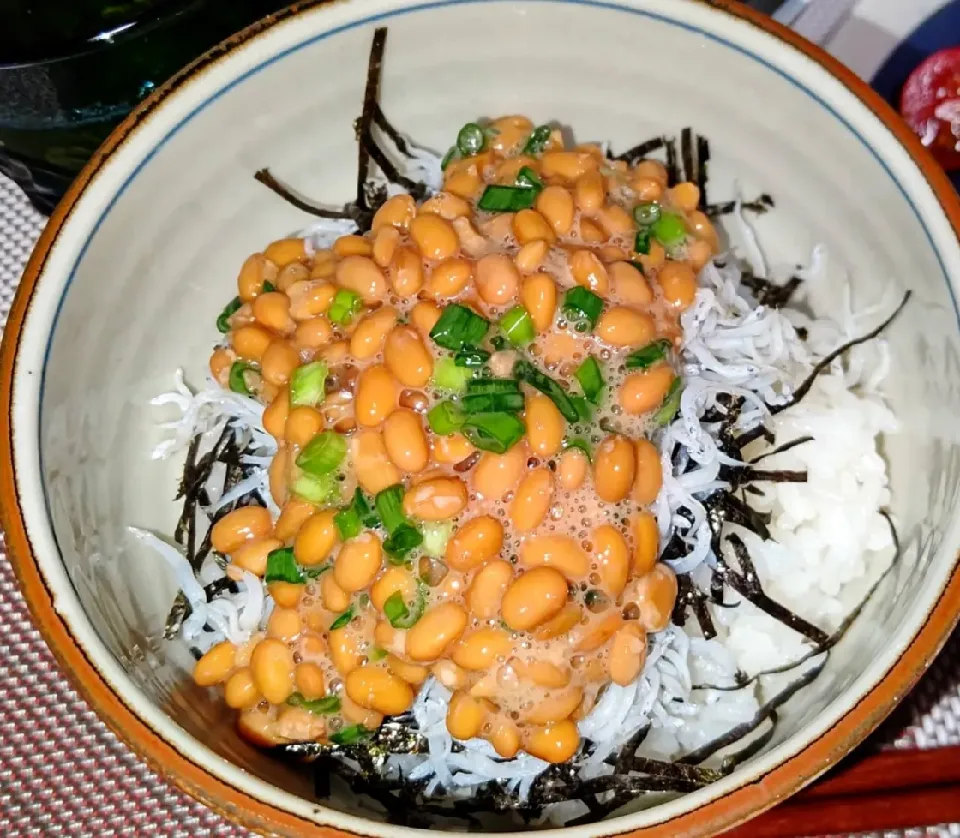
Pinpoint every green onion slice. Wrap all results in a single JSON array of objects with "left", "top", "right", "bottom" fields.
[
  {"left": 330, "top": 724, "right": 370, "bottom": 746},
  {"left": 633, "top": 202, "right": 661, "bottom": 226},
  {"left": 287, "top": 693, "right": 340, "bottom": 714},
  {"left": 575, "top": 356, "right": 605, "bottom": 404},
  {"left": 462, "top": 391, "right": 525, "bottom": 414},
  {"left": 296, "top": 431, "right": 347, "bottom": 476},
  {"left": 454, "top": 348, "right": 491, "bottom": 368},
  {"left": 384, "top": 524, "right": 423, "bottom": 562},
  {"left": 422, "top": 521, "right": 454, "bottom": 558},
  {"left": 264, "top": 547, "right": 304, "bottom": 584},
  {"left": 513, "top": 359, "right": 579, "bottom": 422},
  {"left": 562, "top": 287, "right": 603, "bottom": 331},
  {"left": 290, "top": 360, "right": 328, "bottom": 407},
  {"left": 216, "top": 297, "right": 242, "bottom": 333},
  {"left": 564, "top": 437, "right": 593, "bottom": 461},
  {"left": 375, "top": 485, "right": 409, "bottom": 535},
  {"left": 625, "top": 338, "right": 673, "bottom": 370},
  {"left": 429, "top": 304, "right": 490, "bottom": 351},
  {"left": 629, "top": 260, "right": 646, "bottom": 276},
  {"left": 523, "top": 124, "right": 552, "bottom": 155},
  {"left": 228, "top": 361, "right": 258, "bottom": 395},
  {"left": 327, "top": 289, "right": 363, "bottom": 325},
  {"left": 432, "top": 355, "right": 474, "bottom": 392},
  {"left": 516, "top": 166, "right": 543, "bottom": 190},
  {"left": 477, "top": 185, "right": 539, "bottom": 213},
  {"left": 653, "top": 377, "right": 683, "bottom": 426},
  {"left": 466, "top": 378, "right": 521, "bottom": 395},
  {"left": 634, "top": 228, "right": 652, "bottom": 256},
  {"left": 329, "top": 606, "right": 355, "bottom": 631},
  {"left": 457, "top": 122, "right": 486, "bottom": 156},
  {"left": 441, "top": 146, "right": 458, "bottom": 170},
  {"left": 461, "top": 412, "right": 526, "bottom": 453},
  {"left": 570, "top": 395, "right": 592, "bottom": 422},
  {"left": 652, "top": 213, "right": 688, "bottom": 248},
  {"left": 334, "top": 488, "right": 378, "bottom": 540},
  {"left": 383, "top": 587, "right": 426, "bottom": 629},
  {"left": 427, "top": 401, "right": 465, "bottom": 435},
  {"left": 369, "top": 647, "right": 387, "bottom": 662},
  {"left": 500, "top": 305, "right": 536, "bottom": 346},
  {"left": 291, "top": 472, "right": 339, "bottom": 505}
]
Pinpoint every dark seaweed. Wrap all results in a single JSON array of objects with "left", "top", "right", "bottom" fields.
[
  {"left": 741, "top": 273, "right": 804, "bottom": 308},
  {"left": 705, "top": 193, "right": 775, "bottom": 218},
  {"left": 254, "top": 27, "right": 422, "bottom": 233},
  {"left": 665, "top": 136, "right": 680, "bottom": 186},
  {"left": 696, "top": 134, "right": 710, "bottom": 209},
  {"left": 771, "top": 290, "right": 912, "bottom": 416},
  {"left": 680, "top": 127, "right": 695, "bottom": 185},
  {"left": 614, "top": 136, "right": 665, "bottom": 164}
]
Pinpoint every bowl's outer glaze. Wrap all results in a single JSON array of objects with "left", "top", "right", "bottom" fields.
[{"left": 3, "top": 0, "right": 960, "bottom": 836}]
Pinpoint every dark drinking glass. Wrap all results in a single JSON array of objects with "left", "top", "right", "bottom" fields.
[{"left": 0, "top": 0, "right": 292, "bottom": 214}]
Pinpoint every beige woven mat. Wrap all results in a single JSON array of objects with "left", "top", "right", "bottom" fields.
[{"left": 0, "top": 172, "right": 957, "bottom": 837}]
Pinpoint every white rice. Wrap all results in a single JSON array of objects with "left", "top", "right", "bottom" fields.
[{"left": 133, "top": 150, "right": 900, "bottom": 810}]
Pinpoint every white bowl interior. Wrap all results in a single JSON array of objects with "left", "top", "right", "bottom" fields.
[{"left": 13, "top": 0, "right": 960, "bottom": 834}]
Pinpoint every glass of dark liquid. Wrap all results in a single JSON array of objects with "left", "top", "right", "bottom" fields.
[{"left": 0, "top": 0, "right": 292, "bottom": 215}]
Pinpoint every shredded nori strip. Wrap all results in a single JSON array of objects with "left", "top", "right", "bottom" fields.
[
  {"left": 705, "top": 193, "right": 775, "bottom": 218},
  {"left": 664, "top": 136, "right": 680, "bottom": 186},
  {"left": 696, "top": 134, "right": 710, "bottom": 209},
  {"left": 253, "top": 169, "right": 355, "bottom": 219},
  {"left": 771, "top": 290, "right": 912, "bottom": 416},
  {"left": 355, "top": 27, "right": 387, "bottom": 216},
  {"left": 680, "top": 127, "right": 695, "bottom": 184},
  {"left": 749, "top": 435, "right": 814, "bottom": 464},
  {"left": 614, "top": 136, "right": 665, "bottom": 164},
  {"left": 741, "top": 273, "right": 804, "bottom": 308}
]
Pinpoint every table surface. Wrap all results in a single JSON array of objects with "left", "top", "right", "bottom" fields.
[{"left": 2, "top": 5, "right": 960, "bottom": 827}]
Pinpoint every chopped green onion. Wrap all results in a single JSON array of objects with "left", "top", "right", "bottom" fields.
[
  {"left": 291, "top": 472, "right": 339, "bottom": 505},
  {"left": 429, "top": 305, "right": 490, "bottom": 351},
  {"left": 491, "top": 335, "right": 508, "bottom": 351},
  {"left": 652, "top": 213, "right": 688, "bottom": 247},
  {"left": 330, "top": 606, "right": 354, "bottom": 631},
  {"left": 427, "top": 401, "right": 465, "bottom": 435},
  {"left": 564, "top": 437, "right": 592, "bottom": 461},
  {"left": 477, "top": 185, "right": 539, "bottom": 213},
  {"left": 634, "top": 228, "right": 652, "bottom": 255},
  {"left": 216, "top": 297, "right": 242, "bottom": 333},
  {"left": 384, "top": 524, "right": 423, "bottom": 562},
  {"left": 287, "top": 693, "right": 340, "bottom": 714},
  {"left": 296, "top": 431, "right": 347, "bottom": 476},
  {"left": 441, "top": 146, "right": 458, "bottom": 170},
  {"left": 384, "top": 587, "right": 426, "bottom": 628},
  {"left": 262, "top": 281, "right": 277, "bottom": 293},
  {"left": 576, "top": 356, "right": 605, "bottom": 404},
  {"left": 375, "top": 485, "right": 408, "bottom": 535},
  {"left": 290, "top": 360, "right": 328, "bottom": 407},
  {"left": 513, "top": 359, "right": 579, "bottom": 422},
  {"left": 432, "top": 356, "right": 474, "bottom": 392},
  {"left": 562, "top": 287, "right": 604, "bottom": 331},
  {"left": 422, "top": 521, "right": 454, "bottom": 558},
  {"left": 654, "top": 377, "right": 683, "bottom": 426},
  {"left": 454, "top": 348, "right": 491, "bottom": 368},
  {"left": 228, "top": 361, "right": 258, "bottom": 395},
  {"left": 384, "top": 591, "right": 409, "bottom": 625},
  {"left": 523, "top": 124, "right": 552, "bottom": 155},
  {"left": 461, "top": 412, "right": 526, "bottom": 453},
  {"left": 369, "top": 646, "right": 387, "bottom": 662},
  {"left": 629, "top": 260, "right": 646, "bottom": 276},
  {"left": 334, "top": 488, "right": 378, "bottom": 539},
  {"left": 462, "top": 391, "right": 525, "bottom": 414},
  {"left": 516, "top": 166, "right": 543, "bottom": 190},
  {"left": 500, "top": 306, "right": 536, "bottom": 346},
  {"left": 457, "top": 122, "right": 486, "bottom": 156},
  {"left": 327, "top": 289, "right": 363, "bottom": 325},
  {"left": 625, "top": 338, "right": 673, "bottom": 370},
  {"left": 330, "top": 724, "right": 370, "bottom": 745},
  {"left": 264, "top": 547, "right": 304, "bottom": 585},
  {"left": 466, "top": 378, "right": 521, "bottom": 395},
  {"left": 570, "top": 395, "right": 593, "bottom": 422},
  {"left": 633, "top": 202, "right": 661, "bottom": 226},
  {"left": 303, "top": 564, "right": 331, "bottom": 579}
]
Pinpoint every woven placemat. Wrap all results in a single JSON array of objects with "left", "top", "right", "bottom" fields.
[{"left": 0, "top": 172, "right": 958, "bottom": 837}]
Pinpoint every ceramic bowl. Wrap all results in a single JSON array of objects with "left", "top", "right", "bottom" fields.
[{"left": 3, "top": 0, "right": 960, "bottom": 835}]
